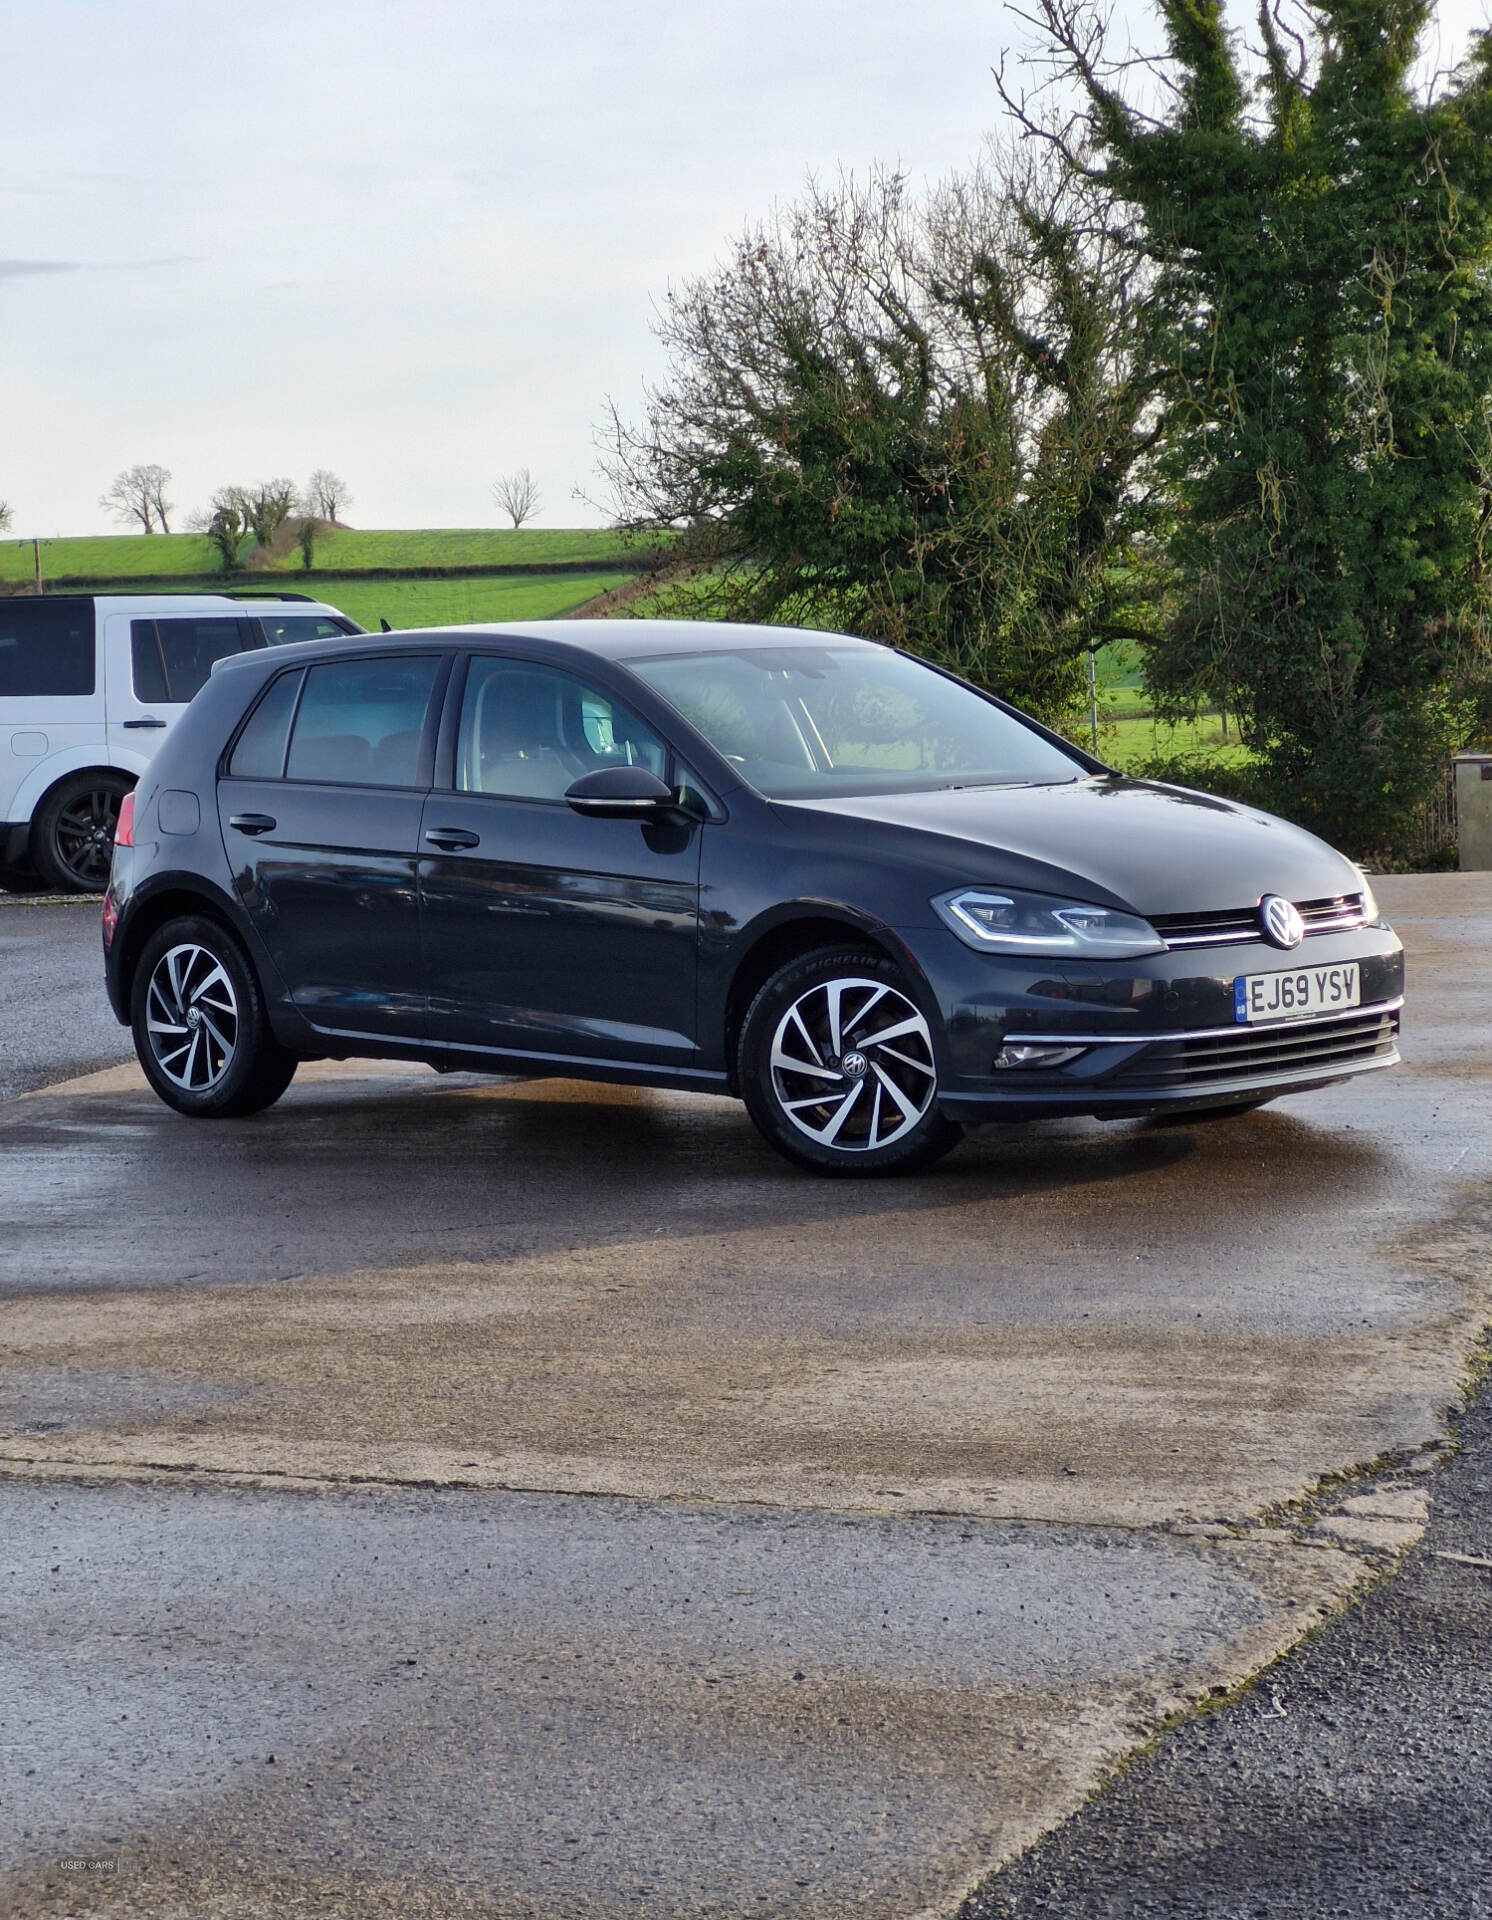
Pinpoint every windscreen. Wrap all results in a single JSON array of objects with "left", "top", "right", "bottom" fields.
[{"left": 627, "top": 645, "right": 1084, "bottom": 799}]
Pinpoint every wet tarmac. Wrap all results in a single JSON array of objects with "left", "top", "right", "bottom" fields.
[{"left": 0, "top": 875, "right": 1488, "bottom": 1916}]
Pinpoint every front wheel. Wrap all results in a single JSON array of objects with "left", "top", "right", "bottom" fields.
[
  {"left": 131, "top": 916, "right": 298, "bottom": 1118},
  {"left": 738, "top": 947, "right": 963, "bottom": 1176}
]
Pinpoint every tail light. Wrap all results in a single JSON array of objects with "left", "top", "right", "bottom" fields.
[{"left": 115, "top": 790, "right": 135, "bottom": 848}]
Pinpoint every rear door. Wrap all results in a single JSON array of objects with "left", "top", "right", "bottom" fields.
[
  {"left": 105, "top": 612, "right": 258, "bottom": 763},
  {"left": 419, "top": 652, "right": 703, "bottom": 1069},
  {"left": 217, "top": 651, "right": 449, "bottom": 1043}
]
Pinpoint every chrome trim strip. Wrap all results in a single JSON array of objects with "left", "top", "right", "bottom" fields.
[
  {"left": 1160, "top": 929, "right": 1258, "bottom": 948},
  {"left": 1162, "top": 912, "right": 1366, "bottom": 949},
  {"left": 1010, "top": 997, "right": 1403, "bottom": 1047}
]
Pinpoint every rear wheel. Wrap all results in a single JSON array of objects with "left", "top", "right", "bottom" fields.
[
  {"left": 738, "top": 947, "right": 963, "bottom": 1176},
  {"left": 31, "top": 771, "right": 134, "bottom": 893},
  {"left": 131, "top": 915, "right": 298, "bottom": 1118}
]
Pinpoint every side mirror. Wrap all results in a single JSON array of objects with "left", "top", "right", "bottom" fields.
[{"left": 565, "top": 766, "right": 679, "bottom": 820}]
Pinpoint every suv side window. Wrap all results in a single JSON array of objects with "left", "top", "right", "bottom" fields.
[
  {"left": 132, "top": 617, "right": 255, "bottom": 704},
  {"left": 285, "top": 655, "right": 441, "bottom": 787},
  {"left": 256, "top": 614, "right": 362, "bottom": 646},
  {"left": 0, "top": 600, "right": 96, "bottom": 697},
  {"left": 456, "top": 657, "right": 668, "bottom": 802}
]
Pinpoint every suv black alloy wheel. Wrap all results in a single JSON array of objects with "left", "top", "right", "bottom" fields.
[{"left": 33, "top": 771, "right": 135, "bottom": 894}]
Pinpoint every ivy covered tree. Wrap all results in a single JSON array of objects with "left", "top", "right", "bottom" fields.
[
  {"left": 599, "top": 160, "right": 1167, "bottom": 727},
  {"left": 1030, "top": 0, "right": 1492, "bottom": 855}
]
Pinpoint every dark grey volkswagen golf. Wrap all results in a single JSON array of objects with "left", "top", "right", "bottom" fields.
[{"left": 102, "top": 619, "right": 1403, "bottom": 1175}]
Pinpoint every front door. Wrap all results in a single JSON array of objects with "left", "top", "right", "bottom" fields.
[
  {"left": 217, "top": 652, "right": 446, "bottom": 1043},
  {"left": 420, "top": 654, "right": 702, "bottom": 1069}
]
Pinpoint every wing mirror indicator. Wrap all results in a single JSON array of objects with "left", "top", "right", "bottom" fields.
[{"left": 564, "top": 767, "right": 703, "bottom": 822}]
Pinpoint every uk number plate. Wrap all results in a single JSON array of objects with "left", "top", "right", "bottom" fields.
[{"left": 1234, "top": 962, "right": 1360, "bottom": 1024}]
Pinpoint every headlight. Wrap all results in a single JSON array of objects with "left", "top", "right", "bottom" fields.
[
  {"left": 1352, "top": 867, "right": 1380, "bottom": 923},
  {"left": 934, "top": 886, "right": 1166, "bottom": 958}
]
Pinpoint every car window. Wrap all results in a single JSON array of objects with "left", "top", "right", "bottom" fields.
[
  {"left": 284, "top": 655, "right": 440, "bottom": 787},
  {"left": 456, "top": 656, "right": 668, "bottom": 802},
  {"left": 228, "top": 670, "right": 304, "bottom": 780},
  {"left": 629, "top": 645, "right": 1084, "bottom": 799},
  {"left": 132, "top": 617, "right": 254, "bottom": 705},
  {"left": 0, "top": 601, "right": 96, "bottom": 698},
  {"left": 257, "top": 614, "right": 362, "bottom": 646}
]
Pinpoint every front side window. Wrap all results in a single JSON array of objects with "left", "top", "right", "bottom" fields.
[
  {"left": 257, "top": 614, "right": 362, "bottom": 646},
  {"left": 132, "top": 617, "right": 253, "bottom": 704},
  {"left": 627, "top": 644, "right": 1084, "bottom": 799},
  {"left": 284, "top": 655, "right": 440, "bottom": 787},
  {"left": 0, "top": 601, "right": 96, "bottom": 698},
  {"left": 456, "top": 657, "right": 667, "bottom": 801}
]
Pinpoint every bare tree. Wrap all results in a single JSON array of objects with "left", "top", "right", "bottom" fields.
[
  {"left": 186, "top": 489, "right": 251, "bottom": 569},
  {"left": 100, "top": 464, "right": 172, "bottom": 534},
  {"left": 246, "top": 478, "right": 298, "bottom": 551},
  {"left": 0, "top": 501, "right": 12, "bottom": 534},
  {"left": 492, "top": 467, "right": 541, "bottom": 528},
  {"left": 304, "top": 469, "right": 351, "bottom": 523},
  {"left": 145, "top": 468, "right": 173, "bottom": 533}
]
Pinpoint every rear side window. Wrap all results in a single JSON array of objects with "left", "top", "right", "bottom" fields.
[
  {"left": 257, "top": 614, "right": 362, "bottom": 646},
  {"left": 285, "top": 655, "right": 440, "bottom": 787},
  {"left": 228, "top": 670, "right": 304, "bottom": 780},
  {"left": 0, "top": 601, "right": 96, "bottom": 697},
  {"left": 132, "top": 617, "right": 254, "bottom": 704}
]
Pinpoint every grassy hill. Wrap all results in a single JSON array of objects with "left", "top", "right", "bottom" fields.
[{"left": 0, "top": 526, "right": 646, "bottom": 586}]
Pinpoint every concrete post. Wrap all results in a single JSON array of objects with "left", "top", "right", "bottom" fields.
[{"left": 1455, "top": 753, "right": 1492, "bottom": 870}]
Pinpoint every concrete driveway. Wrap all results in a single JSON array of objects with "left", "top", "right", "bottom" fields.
[{"left": 1, "top": 875, "right": 1489, "bottom": 1917}]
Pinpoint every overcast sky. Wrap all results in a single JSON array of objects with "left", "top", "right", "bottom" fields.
[{"left": 3, "top": 0, "right": 1487, "bottom": 537}]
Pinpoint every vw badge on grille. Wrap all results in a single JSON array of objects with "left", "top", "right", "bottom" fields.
[{"left": 1259, "top": 894, "right": 1306, "bottom": 949}]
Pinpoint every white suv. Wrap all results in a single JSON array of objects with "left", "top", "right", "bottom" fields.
[{"left": 1, "top": 592, "right": 361, "bottom": 892}]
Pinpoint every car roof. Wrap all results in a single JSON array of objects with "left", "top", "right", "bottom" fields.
[{"left": 210, "top": 617, "right": 885, "bottom": 673}]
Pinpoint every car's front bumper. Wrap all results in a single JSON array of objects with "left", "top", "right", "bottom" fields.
[{"left": 900, "top": 919, "right": 1405, "bottom": 1122}]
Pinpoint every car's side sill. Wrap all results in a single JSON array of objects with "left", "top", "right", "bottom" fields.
[{"left": 300, "top": 1022, "right": 732, "bottom": 1096}]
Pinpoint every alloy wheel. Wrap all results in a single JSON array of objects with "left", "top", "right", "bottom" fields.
[
  {"left": 769, "top": 975, "right": 937, "bottom": 1152},
  {"left": 145, "top": 944, "right": 240, "bottom": 1092},
  {"left": 52, "top": 787, "right": 123, "bottom": 888}
]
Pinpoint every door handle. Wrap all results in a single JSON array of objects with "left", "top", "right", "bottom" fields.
[
  {"left": 228, "top": 813, "right": 277, "bottom": 836},
  {"left": 424, "top": 827, "right": 481, "bottom": 851},
  {"left": 123, "top": 717, "right": 168, "bottom": 729}
]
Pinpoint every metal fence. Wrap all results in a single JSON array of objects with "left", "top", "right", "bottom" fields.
[{"left": 1415, "top": 761, "right": 1459, "bottom": 865}]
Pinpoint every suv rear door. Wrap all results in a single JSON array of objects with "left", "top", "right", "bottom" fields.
[{"left": 105, "top": 612, "right": 258, "bottom": 762}]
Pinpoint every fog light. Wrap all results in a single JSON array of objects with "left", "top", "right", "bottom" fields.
[{"left": 993, "top": 1043, "right": 1087, "bottom": 1070}]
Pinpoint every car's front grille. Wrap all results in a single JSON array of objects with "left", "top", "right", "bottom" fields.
[
  {"left": 1151, "top": 893, "right": 1367, "bottom": 949},
  {"left": 1109, "top": 1006, "right": 1399, "bottom": 1089}
]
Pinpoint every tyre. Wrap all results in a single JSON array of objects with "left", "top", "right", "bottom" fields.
[
  {"left": 30, "top": 771, "right": 135, "bottom": 894},
  {"left": 131, "top": 915, "right": 298, "bottom": 1118},
  {"left": 738, "top": 946, "right": 963, "bottom": 1176}
]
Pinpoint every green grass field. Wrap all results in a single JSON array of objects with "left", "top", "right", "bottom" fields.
[
  {"left": 0, "top": 526, "right": 644, "bottom": 585},
  {"left": 311, "top": 527, "right": 641, "bottom": 570},
  {"left": 1070, "top": 712, "right": 1255, "bottom": 772},
  {"left": 1, "top": 533, "right": 215, "bottom": 580},
  {"left": 15, "top": 571, "right": 629, "bottom": 628},
  {"left": 313, "top": 573, "right": 632, "bottom": 629}
]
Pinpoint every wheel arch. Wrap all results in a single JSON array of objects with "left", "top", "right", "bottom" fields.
[
  {"left": 720, "top": 909, "right": 928, "bottom": 1095},
  {"left": 114, "top": 880, "right": 265, "bottom": 1024},
  {"left": 13, "top": 754, "right": 146, "bottom": 834}
]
